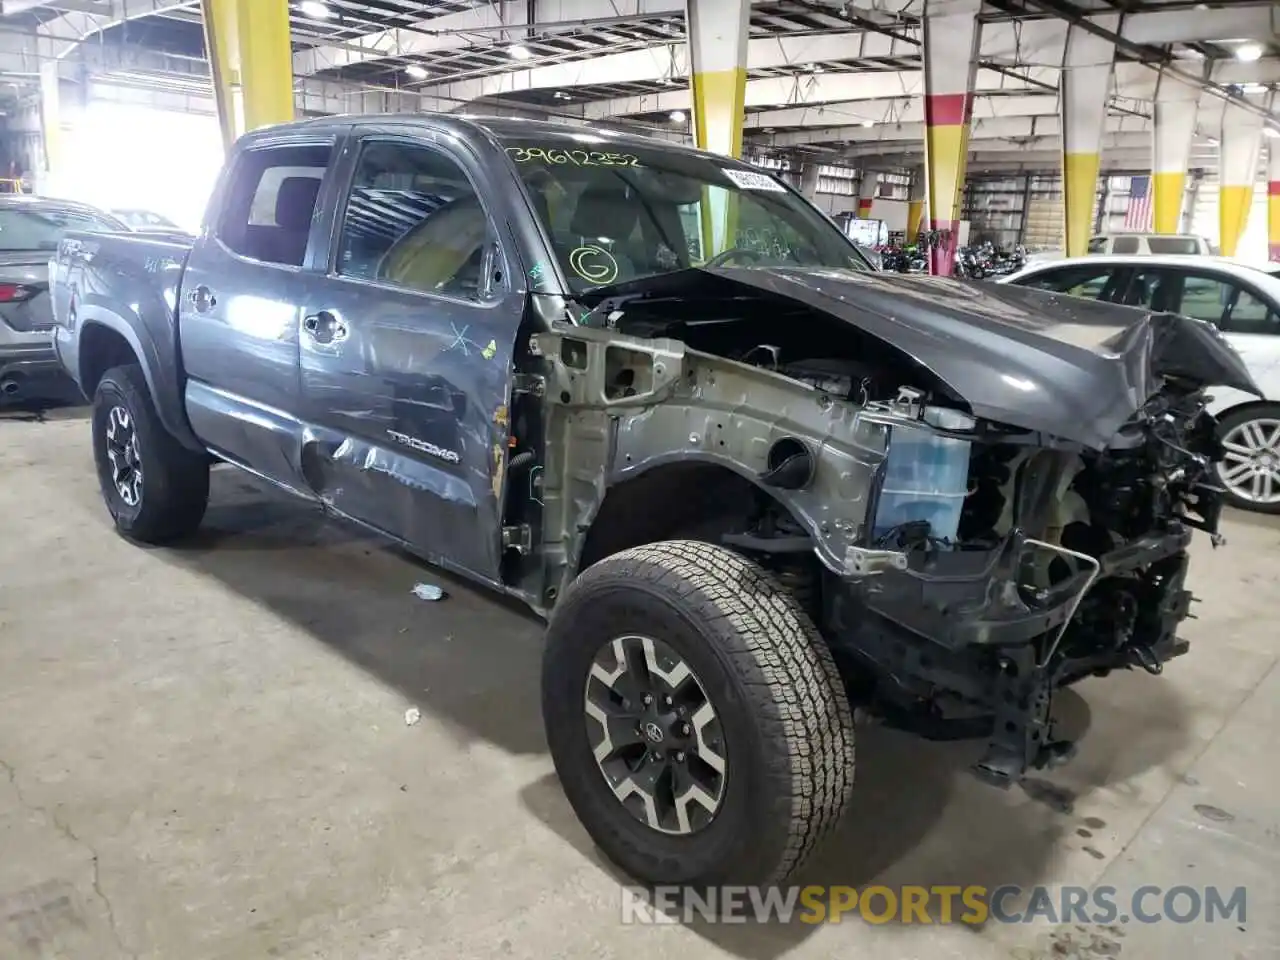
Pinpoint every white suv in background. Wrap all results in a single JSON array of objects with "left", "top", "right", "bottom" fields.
[
  {"left": 1002, "top": 254, "right": 1280, "bottom": 513},
  {"left": 1028, "top": 233, "right": 1217, "bottom": 263}
]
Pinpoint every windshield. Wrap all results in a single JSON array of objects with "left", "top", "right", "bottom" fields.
[
  {"left": 500, "top": 135, "right": 869, "bottom": 291},
  {"left": 0, "top": 207, "right": 119, "bottom": 252}
]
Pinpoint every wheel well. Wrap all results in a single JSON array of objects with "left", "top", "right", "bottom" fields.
[
  {"left": 79, "top": 323, "right": 139, "bottom": 398},
  {"left": 1216, "top": 399, "right": 1280, "bottom": 427},
  {"left": 577, "top": 461, "right": 805, "bottom": 573}
]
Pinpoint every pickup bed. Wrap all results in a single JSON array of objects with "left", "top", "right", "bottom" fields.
[{"left": 51, "top": 113, "right": 1257, "bottom": 889}]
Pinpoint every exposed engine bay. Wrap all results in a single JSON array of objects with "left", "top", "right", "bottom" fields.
[{"left": 567, "top": 270, "right": 1242, "bottom": 785}]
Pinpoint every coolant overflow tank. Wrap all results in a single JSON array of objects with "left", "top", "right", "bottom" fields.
[{"left": 872, "top": 407, "right": 974, "bottom": 544}]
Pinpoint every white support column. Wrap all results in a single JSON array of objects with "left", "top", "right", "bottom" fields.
[
  {"left": 1151, "top": 71, "right": 1199, "bottom": 234},
  {"left": 1219, "top": 100, "right": 1265, "bottom": 257},
  {"left": 1059, "top": 16, "right": 1118, "bottom": 256},
  {"left": 800, "top": 162, "right": 821, "bottom": 200},
  {"left": 37, "top": 60, "right": 60, "bottom": 194}
]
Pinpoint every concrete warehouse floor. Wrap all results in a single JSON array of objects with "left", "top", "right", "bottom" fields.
[{"left": 1, "top": 407, "right": 1278, "bottom": 960}]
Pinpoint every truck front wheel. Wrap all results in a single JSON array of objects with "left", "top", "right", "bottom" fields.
[
  {"left": 92, "top": 364, "right": 209, "bottom": 543},
  {"left": 541, "top": 540, "right": 855, "bottom": 887}
]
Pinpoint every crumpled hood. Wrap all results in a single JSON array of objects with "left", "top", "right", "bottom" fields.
[{"left": 704, "top": 266, "right": 1261, "bottom": 449}]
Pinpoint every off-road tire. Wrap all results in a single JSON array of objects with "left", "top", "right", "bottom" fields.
[
  {"left": 542, "top": 539, "right": 855, "bottom": 886},
  {"left": 1215, "top": 403, "right": 1280, "bottom": 514},
  {"left": 92, "top": 363, "right": 209, "bottom": 543}
]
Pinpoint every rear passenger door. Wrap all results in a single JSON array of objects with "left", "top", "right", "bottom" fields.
[
  {"left": 295, "top": 131, "right": 523, "bottom": 583},
  {"left": 180, "top": 136, "right": 340, "bottom": 491}
]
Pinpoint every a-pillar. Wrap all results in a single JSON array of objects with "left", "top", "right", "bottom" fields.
[
  {"left": 687, "top": 0, "right": 749, "bottom": 255},
  {"left": 1268, "top": 145, "right": 1280, "bottom": 262},
  {"left": 857, "top": 170, "right": 878, "bottom": 219},
  {"left": 922, "top": 0, "right": 982, "bottom": 276},
  {"left": 1151, "top": 71, "right": 1199, "bottom": 234},
  {"left": 37, "top": 61, "right": 60, "bottom": 194},
  {"left": 907, "top": 165, "right": 926, "bottom": 242},
  {"left": 201, "top": 0, "right": 295, "bottom": 149},
  {"left": 1219, "top": 101, "right": 1264, "bottom": 258},
  {"left": 1059, "top": 16, "right": 1117, "bottom": 257}
]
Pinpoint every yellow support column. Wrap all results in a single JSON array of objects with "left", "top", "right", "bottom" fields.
[
  {"left": 202, "top": 0, "right": 295, "bottom": 149},
  {"left": 687, "top": 0, "right": 749, "bottom": 257},
  {"left": 1269, "top": 145, "right": 1280, "bottom": 262},
  {"left": 1058, "top": 17, "right": 1117, "bottom": 257},
  {"left": 1151, "top": 71, "right": 1198, "bottom": 234},
  {"left": 1218, "top": 101, "right": 1264, "bottom": 258}
]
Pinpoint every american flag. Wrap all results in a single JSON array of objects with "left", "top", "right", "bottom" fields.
[{"left": 1124, "top": 175, "right": 1153, "bottom": 230}]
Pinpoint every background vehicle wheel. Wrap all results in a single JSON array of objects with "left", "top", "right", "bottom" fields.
[
  {"left": 92, "top": 364, "right": 209, "bottom": 543},
  {"left": 542, "top": 539, "right": 855, "bottom": 886},
  {"left": 1216, "top": 404, "right": 1280, "bottom": 514}
]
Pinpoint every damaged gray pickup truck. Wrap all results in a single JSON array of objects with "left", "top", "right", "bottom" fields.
[{"left": 51, "top": 115, "right": 1258, "bottom": 887}]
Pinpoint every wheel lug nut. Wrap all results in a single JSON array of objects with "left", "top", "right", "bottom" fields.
[
  {"left": 681, "top": 723, "right": 691, "bottom": 736},
  {"left": 663, "top": 695, "right": 673, "bottom": 706},
  {"left": 642, "top": 693, "right": 653, "bottom": 705},
  {"left": 675, "top": 751, "right": 686, "bottom": 762}
]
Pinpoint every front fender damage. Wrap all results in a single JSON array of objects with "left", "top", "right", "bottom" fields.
[{"left": 530, "top": 324, "right": 895, "bottom": 598}]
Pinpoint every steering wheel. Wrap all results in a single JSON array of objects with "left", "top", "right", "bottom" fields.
[{"left": 703, "top": 246, "right": 767, "bottom": 268}]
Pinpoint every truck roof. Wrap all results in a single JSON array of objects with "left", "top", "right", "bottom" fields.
[{"left": 241, "top": 112, "right": 753, "bottom": 167}]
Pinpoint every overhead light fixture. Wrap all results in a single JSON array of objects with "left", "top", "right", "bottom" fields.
[
  {"left": 404, "top": 64, "right": 429, "bottom": 80},
  {"left": 508, "top": 44, "right": 532, "bottom": 61},
  {"left": 1239, "top": 81, "right": 1268, "bottom": 93},
  {"left": 669, "top": 110, "right": 687, "bottom": 123},
  {"left": 1265, "top": 126, "right": 1280, "bottom": 138},
  {"left": 860, "top": 119, "right": 874, "bottom": 128},
  {"left": 1236, "top": 43, "right": 1264, "bottom": 62},
  {"left": 553, "top": 90, "right": 572, "bottom": 100},
  {"left": 299, "top": 0, "right": 333, "bottom": 18}
]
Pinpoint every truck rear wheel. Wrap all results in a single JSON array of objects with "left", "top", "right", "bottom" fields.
[
  {"left": 541, "top": 540, "right": 855, "bottom": 886},
  {"left": 91, "top": 364, "right": 208, "bottom": 543}
]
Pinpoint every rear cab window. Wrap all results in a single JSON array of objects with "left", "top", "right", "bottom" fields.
[
  {"left": 1110, "top": 236, "right": 1141, "bottom": 254},
  {"left": 217, "top": 144, "right": 332, "bottom": 267}
]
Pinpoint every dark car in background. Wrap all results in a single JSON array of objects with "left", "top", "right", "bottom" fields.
[{"left": 0, "top": 195, "right": 125, "bottom": 401}]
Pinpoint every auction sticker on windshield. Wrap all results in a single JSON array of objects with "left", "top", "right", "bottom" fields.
[{"left": 722, "top": 168, "right": 786, "bottom": 191}]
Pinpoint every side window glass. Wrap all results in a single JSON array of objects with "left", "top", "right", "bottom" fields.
[
  {"left": 1086, "top": 236, "right": 1108, "bottom": 254},
  {"left": 1022, "top": 266, "right": 1115, "bottom": 299},
  {"left": 1111, "top": 236, "right": 1140, "bottom": 254},
  {"left": 1179, "top": 275, "right": 1235, "bottom": 327},
  {"left": 337, "top": 140, "right": 498, "bottom": 301},
  {"left": 217, "top": 144, "right": 331, "bottom": 267},
  {"left": 1227, "top": 287, "right": 1279, "bottom": 335}
]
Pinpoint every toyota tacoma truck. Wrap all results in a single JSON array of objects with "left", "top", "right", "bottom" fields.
[{"left": 50, "top": 114, "right": 1258, "bottom": 888}]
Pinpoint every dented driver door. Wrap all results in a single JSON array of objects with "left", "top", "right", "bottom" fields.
[{"left": 296, "top": 129, "right": 522, "bottom": 583}]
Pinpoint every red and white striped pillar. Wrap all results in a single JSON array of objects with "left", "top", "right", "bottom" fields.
[
  {"left": 1059, "top": 17, "right": 1117, "bottom": 257},
  {"left": 922, "top": 0, "right": 982, "bottom": 276},
  {"left": 1151, "top": 71, "right": 1199, "bottom": 235},
  {"left": 857, "top": 169, "right": 878, "bottom": 219}
]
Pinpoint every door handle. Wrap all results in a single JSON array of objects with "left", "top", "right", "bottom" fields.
[
  {"left": 302, "top": 310, "right": 348, "bottom": 344},
  {"left": 187, "top": 285, "right": 216, "bottom": 312}
]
